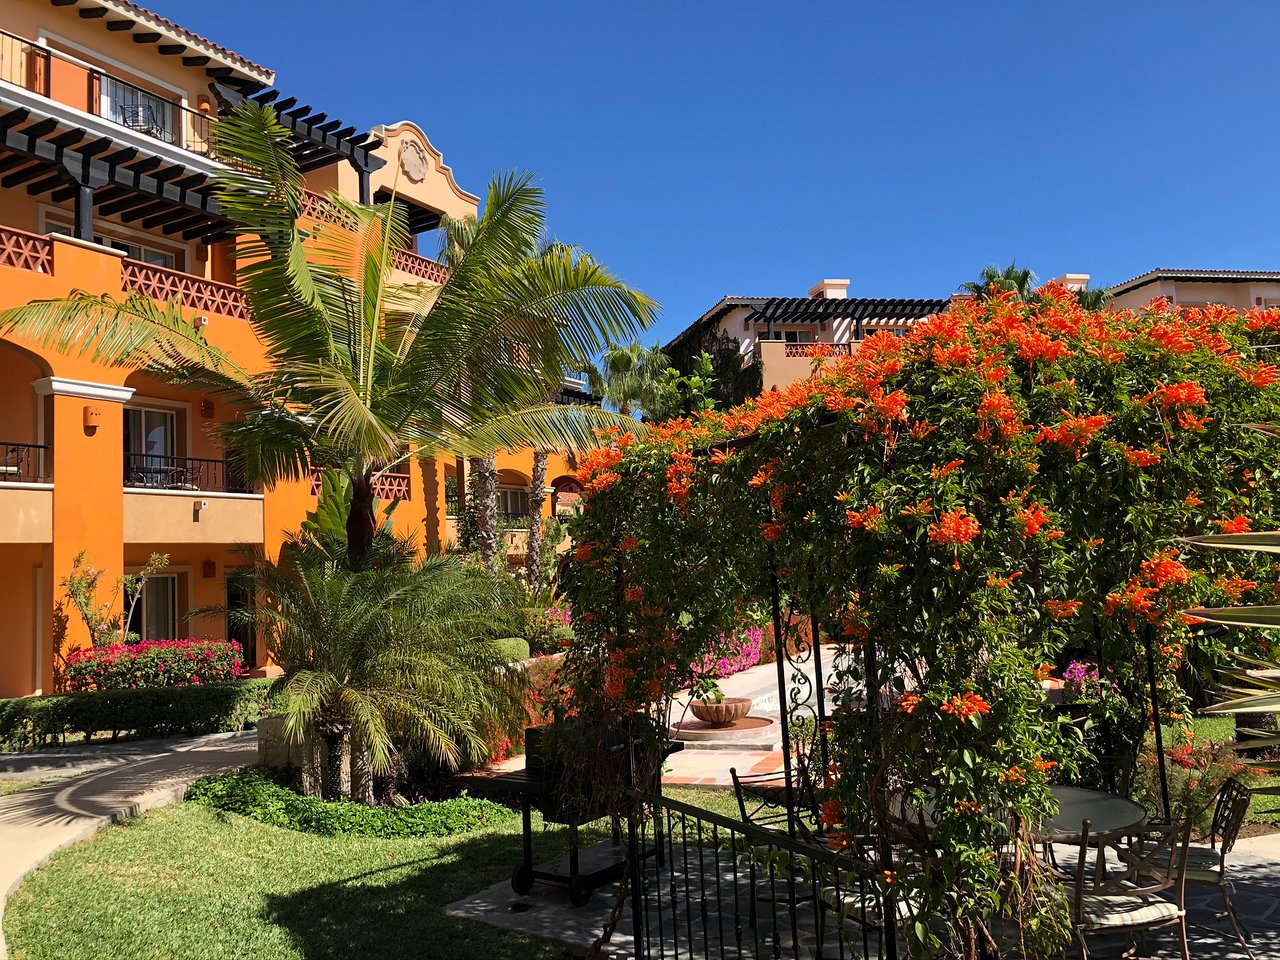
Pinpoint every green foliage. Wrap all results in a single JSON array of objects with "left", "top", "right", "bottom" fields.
[
  {"left": 958, "top": 260, "right": 1037, "bottom": 301},
  {"left": 60, "top": 550, "right": 169, "bottom": 648},
  {"left": 583, "top": 340, "right": 672, "bottom": 419},
  {"left": 0, "top": 679, "right": 276, "bottom": 751},
  {"left": 492, "top": 637, "right": 531, "bottom": 663},
  {"left": 186, "top": 768, "right": 515, "bottom": 838},
  {"left": 665, "top": 326, "right": 762, "bottom": 409}
]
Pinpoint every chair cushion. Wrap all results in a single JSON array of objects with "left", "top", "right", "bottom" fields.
[
  {"left": 1079, "top": 893, "right": 1182, "bottom": 930},
  {"left": 1132, "top": 839, "right": 1224, "bottom": 879}
]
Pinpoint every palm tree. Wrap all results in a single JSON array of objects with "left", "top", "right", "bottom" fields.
[
  {"left": 1075, "top": 286, "right": 1113, "bottom": 311},
  {"left": 0, "top": 103, "right": 657, "bottom": 569},
  {"left": 584, "top": 341, "right": 672, "bottom": 419},
  {"left": 525, "top": 450, "right": 549, "bottom": 591},
  {"left": 239, "top": 532, "right": 526, "bottom": 801},
  {"left": 959, "top": 261, "right": 1038, "bottom": 302}
]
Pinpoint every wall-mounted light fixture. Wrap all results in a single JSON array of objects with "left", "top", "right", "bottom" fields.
[
  {"left": 192, "top": 315, "right": 209, "bottom": 331},
  {"left": 83, "top": 404, "right": 101, "bottom": 433}
]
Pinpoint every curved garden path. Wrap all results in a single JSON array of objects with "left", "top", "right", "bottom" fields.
[{"left": 0, "top": 730, "right": 256, "bottom": 959}]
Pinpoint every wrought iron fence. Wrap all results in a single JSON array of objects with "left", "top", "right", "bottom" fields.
[
  {"left": 0, "top": 442, "right": 48, "bottom": 482},
  {"left": 124, "top": 453, "right": 251, "bottom": 494},
  {"left": 628, "top": 791, "right": 894, "bottom": 960}
]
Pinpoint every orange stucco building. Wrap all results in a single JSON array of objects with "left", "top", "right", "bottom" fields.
[{"left": 0, "top": 0, "right": 583, "bottom": 697}]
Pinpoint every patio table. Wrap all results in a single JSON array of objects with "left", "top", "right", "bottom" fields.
[{"left": 1040, "top": 785, "right": 1147, "bottom": 842}]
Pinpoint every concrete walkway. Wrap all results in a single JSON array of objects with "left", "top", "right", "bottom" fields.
[{"left": 0, "top": 730, "right": 257, "bottom": 959}]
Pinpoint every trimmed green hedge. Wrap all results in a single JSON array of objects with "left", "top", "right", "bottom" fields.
[
  {"left": 492, "top": 637, "right": 531, "bottom": 663},
  {"left": 0, "top": 679, "right": 277, "bottom": 752},
  {"left": 186, "top": 768, "right": 517, "bottom": 838}
]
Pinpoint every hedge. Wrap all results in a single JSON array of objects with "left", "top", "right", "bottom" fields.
[
  {"left": 186, "top": 768, "right": 517, "bottom": 838},
  {"left": 492, "top": 637, "right": 531, "bottom": 663},
  {"left": 0, "top": 679, "right": 277, "bottom": 752}
]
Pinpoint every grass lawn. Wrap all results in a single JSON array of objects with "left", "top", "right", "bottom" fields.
[
  {"left": 0, "top": 779, "right": 55, "bottom": 798},
  {"left": 3, "top": 785, "right": 739, "bottom": 960}
]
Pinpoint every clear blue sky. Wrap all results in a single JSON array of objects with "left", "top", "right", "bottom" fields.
[{"left": 166, "top": 0, "right": 1280, "bottom": 345}]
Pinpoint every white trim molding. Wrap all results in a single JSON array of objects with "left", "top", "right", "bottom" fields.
[
  {"left": 123, "top": 488, "right": 263, "bottom": 502},
  {"left": 32, "top": 377, "right": 135, "bottom": 403}
]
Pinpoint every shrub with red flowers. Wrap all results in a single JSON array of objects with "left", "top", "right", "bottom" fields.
[
  {"left": 566, "top": 289, "right": 1280, "bottom": 958},
  {"left": 65, "top": 638, "right": 243, "bottom": 692}
]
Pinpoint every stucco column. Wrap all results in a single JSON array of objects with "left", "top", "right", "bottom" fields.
[{"left": 34, "top": 377, "right": 133, "bottom": 692}]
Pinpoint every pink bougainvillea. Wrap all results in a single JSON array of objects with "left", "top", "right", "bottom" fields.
[{"left": 65, "top": 638, "right": 243, "bottom": 691}]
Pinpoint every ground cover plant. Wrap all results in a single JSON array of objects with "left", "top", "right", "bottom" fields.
[
  {"left": 3, "top": 786, "right": 737, "bottom": 960},
  {"left": 565, "top": 287, "right": 1280, "bottom": 958}
]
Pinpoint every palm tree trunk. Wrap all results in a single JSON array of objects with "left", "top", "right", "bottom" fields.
[
  {"left": 525, "top": 451, "right": 548, "bottom": 591},
  {"left": 322, "top": 728, "right": 347, "bottom": 801},
  {"left": 471, "top": 456, "right": 499, "bottom": 568},
  {"left": 350, "top": 729, "right": 374, "bottom": 805},
  {"left": 347, "top": 472, "right": 377, "bottom": 570}
]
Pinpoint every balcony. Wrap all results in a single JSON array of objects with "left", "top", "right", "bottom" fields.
[
  {"left": 121, "top": 259, "right": 249, "bottom": 319},
  {"left": 308, "top": 467, "right": 412, "bottom": 501},
  {"left": 124, "top": 453, "right": 250, "bottom": 494},
  {"left": 0, "top": 442, "right": 52, "bottom": 543},
  {"left": 0, "top": 29, "right": 214, "bottom": 156},
  {"left": 0, "top": 442, "right": 49, "bottom": 483}
]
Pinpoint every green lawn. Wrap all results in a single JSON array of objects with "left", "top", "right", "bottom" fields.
[
  {"left": 3, "top": 785, "right": 738, "bottom": 960},
  {"left": 0, "top": 779, "right": 54, "bottom": 798},
  {"left": 1174, "top": 715, "right": 1280, "bottom": 825}
]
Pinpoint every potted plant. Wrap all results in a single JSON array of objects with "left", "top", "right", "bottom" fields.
[{"left": 689, "top": 677, "right": 752, "bottom": 726}]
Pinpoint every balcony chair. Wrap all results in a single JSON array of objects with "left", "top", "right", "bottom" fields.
[
  {"left": 115, "top": 103, "right": 173, "bottom": 143},
  {"left": 0, "top": 445, "right": 27, "bottom": 480},
  {"left": 1065, "top": 818, "right": 1192, "bottom": 960}
]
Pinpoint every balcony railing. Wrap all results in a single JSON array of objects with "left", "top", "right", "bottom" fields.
[
  {"left": 0, "top": 225, "right": 52, "bottom": 274},
  {"left": 121, "top": 259, "right": 250, "bottom": 320},
  {"left": 781, "top": 342, "right": 853, "bottom": 358},
  {"left": 308, "top": 467, "right": 412, "bottom": 501},
  {"left": 390, "top": 247, "right": 449, "bottom": 283},
  {"left": 0, "top": 29, "right": 213, "bottom": 155},
  {"left": 124, "top": 453, "right": 251, "bottom": 494},
  {"left": 0, "top": 442, "right": 48, "bottom": 482}
]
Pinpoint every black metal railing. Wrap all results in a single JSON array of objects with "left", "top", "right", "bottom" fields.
[
  {"left": 123, "top": 453, "right": 251, "bottom": 494},
  {"left": 0, "top": 442, "right": 48, "bottom": 482},
  {"left": 628, "top": 791, "right": 892, "bottom": 960},
  {"left": 0, "top": 29, "right": 213, "bottom": 155}
]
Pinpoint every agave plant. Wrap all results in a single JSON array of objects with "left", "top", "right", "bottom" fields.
[{"left": 1185, "top": 424, "right": 1280, "bottom": 793}]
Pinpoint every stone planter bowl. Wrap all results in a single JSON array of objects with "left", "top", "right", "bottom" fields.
[{"left": 690, "top": 696, "right": 753, "bottom": 727}]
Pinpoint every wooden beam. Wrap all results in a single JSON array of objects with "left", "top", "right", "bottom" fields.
[
  {"left": 78, "top": 136, "right": 114, "bottom": 157},
  {"left": 50, "top": 0, "right": 78, "bottom": 6},
  {"left": 140, "top": 207, "right": 196, "bottom": 230},
  {"left": 132, "top": 32, "right": 162, "bottom": 44},
  {"left": 27, "top": 171, "right": 69, "bottom": 196},
  {"left": 2, "top": 163, "right": 54, "bottom": 189},
  {"left": 0, "top": 153, "right": 32, "bottom": 175},
  {"left": 120, "top": 199, "right": 174, "bottom": 224},
  {"left": 21, "top": 117, "right": 60, "bottom": 139},
  {"left": 78, "top": 7, "right": 107, "bottom": 17},
  {"left": 48, "top": 127, "right": 86, "bottom": 148},
  {"left": 124, "top": 155, "right": 163, "bottom": 175},
  {"left": 182, "top": 55, "right": 210, "bottom": 67},
  {"left": 96, "top": 192, "right": 154, "bottom": 216},
  {"left": 158, "top": 44, "right": 185, "bottom": 56},
  {"left": 153, "top": 211, "right": 208, "bottom": 233},
  {"left": 105, "top": 19, "right": 133, "bottom": 31},
  {"left": 99, "top": 146, "right": 138, "bottom": 166},
  {"left": 183, "top": 221, "right": 228, "bottom": 242}
]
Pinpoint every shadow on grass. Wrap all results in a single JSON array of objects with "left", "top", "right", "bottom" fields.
[{"left": 260, "top": 824, "right": 614, "bottom": 960}]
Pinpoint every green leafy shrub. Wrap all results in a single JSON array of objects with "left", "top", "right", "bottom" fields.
[
  {"left": 0, "top": 679, "right": 276, "bottom": 751},
  {"left": 1132, "top": 732, "right": 1254, "bottom": 832},
  {"left": 492, "top": 637, "right": 531, "bottom": 663},
  {"left": 186, "top": 768, "right": 516, "bottom": 838}
]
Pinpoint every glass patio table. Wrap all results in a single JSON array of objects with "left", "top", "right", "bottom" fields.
[{"left": 1038, "top": 785, "right": 1148, "bottom": 842}]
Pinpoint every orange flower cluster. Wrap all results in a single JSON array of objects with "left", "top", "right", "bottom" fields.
[
  {"left": 845, "top": 505, "right": 886, "bottom": 532},
  {"left": 933, "top": 342, "right": 976, "bottom": 368},
  {"left": 624, "top": 587, "right": 644, "bottom": 602},
  {"left": 1121, "top": 445, "right": 1162, "bottom": 468},
  {"left": 1216, "top": 515, "right": 1252, "bottom": 534},
  {"left": 1001, "top": 765, "right": 1027, "bottom": 785},
  {"left": 1015, "top": 502, "right": 1051, "bottom": 538},
  {"left": 895, "top": 692, "right": 922, "bottom": 714},
  {"left": 1044, "top": 599, "right": 1082, "bottom": 620},
  {"left": 819, "top": 799, "right": 842, "bottom": 828},
  {"left": 1154, "top": 381, "right": 1207, "bottom": 410},
  {"left": 928, "top": 509, "right": 980, "bottom": 547},
  {"left": 1140, "top": 548, "right": 1192, "bottom": 588},
  {"left": 1036, "top": 411, "right": 1111, "bottom": 454},
  {"left": 1240, "top": 364, "right": 1279, "bottom": 389},
  {"left": 975, "top": 390, "right": 1023, "bottom": 442},
  {"left": 931, "top": 459, "right": 964, "bottom": 480},
  {"left": 1015, "top": 331, "right": 1072, "bottom": 366},
  {"left": 1214, "top": 574, "right": 1257, "bottom": 603},
  {"left": 986, "top": 571, "right": 1022, "bottom": 589},
  {"left": 1148, "top": 321, "right": 1196, "bottom": 355},
  {"left": 665, "top": 449, "right": 695, "bottom": 503},
  {"left": 761, "top": 521, "right": 785, "bottom": 542},
  {"left": 940, "top": 691, "right": 991, "bottom": 720}
]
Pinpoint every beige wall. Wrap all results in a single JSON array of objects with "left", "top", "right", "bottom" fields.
[
  {"left": 124, "top": 491, "right": 265, "bottom": 545},
  {"left": 1110, "top": 280, "right": 1280, "bottom": 312},
  {"left": 0, "top": 488, "right": 52, "bottom": 543}
]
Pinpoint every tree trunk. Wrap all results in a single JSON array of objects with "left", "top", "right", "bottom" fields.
[
  {"left": 472, "top": 456, "right": 500, "bottom": 569},
  {"left": 350, "top": 729, "right": 374, "bottom": 805},
  {"left": 526, "top": 451, "right": 548, "bottom": 592},
  {"left": 321, "top": 729, "right": 347, "bottom": 801},
  {"left": 347, "top": 472, "right": 377, "bottom": 570}
]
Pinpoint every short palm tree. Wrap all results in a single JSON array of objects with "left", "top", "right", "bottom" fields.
[
  {"left": 959, "top": 261, "right": 1038, "bottom": 302},
  {"left": 584, "top": 341, "right": 672, "bottom": 419},
  {"left": 0, "top": 102, "right": 657, "bottom": 568},
  {"left": 242, "top": 532, "right": 526, "bottom": 801}
]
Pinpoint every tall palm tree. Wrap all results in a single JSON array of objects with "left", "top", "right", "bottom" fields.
[
  {"left": 1075, "top": 286, "right": 1113, "bottom": 311},
  {"left": 238, "top": 533, "right": 525, "bottom": 800},
  {"left": 584, "top": 341, "right": 672, "bottom": 419},
  {"left": 959, "top": 261, "right": 1038, "bottom": 302},
  {"left": 0, "top": 103, "right": 657, "bottom": 568},
  {"left": 525, "top": 450, "right": 549, "bottom": 591}
]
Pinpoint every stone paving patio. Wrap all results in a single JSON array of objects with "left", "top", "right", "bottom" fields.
[{"left": 448, "top": 839, "right": 1280, "bottom": 959}]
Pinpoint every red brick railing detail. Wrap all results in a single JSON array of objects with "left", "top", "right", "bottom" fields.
[
  {"left": 309, "top": 467, "right": 411, "bottom": 501},
  {"left": 390, "top": 248, "right": 449, "bottom": 284},
  {"left": 0, "top": 226, "right": 52, "bottom": 273},
  {"left": 121, "top": 260, "right": 250, "bottom": 320},
  {"left": 301, "top": 190, "right": 360, "bottom": 230}
]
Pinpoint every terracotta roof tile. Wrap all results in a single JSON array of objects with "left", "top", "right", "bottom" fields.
[{"left": 92, "top": 0, "right": 272, "bottom": 79}]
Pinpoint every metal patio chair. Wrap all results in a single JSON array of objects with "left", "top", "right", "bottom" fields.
[{"left": 1066, "top": 818, "right": 1192, "bottom": 960}]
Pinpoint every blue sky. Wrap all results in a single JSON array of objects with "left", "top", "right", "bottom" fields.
[{"left": 167, "top": 0, "right": 1280, "bottom": 345}]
